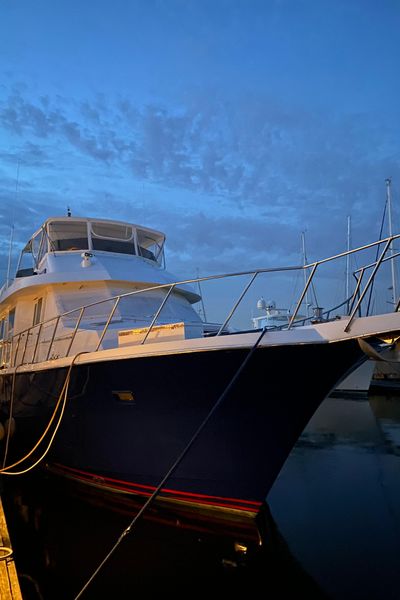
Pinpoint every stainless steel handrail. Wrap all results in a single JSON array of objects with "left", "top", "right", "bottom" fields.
[
  {"left": 3, "top": 233, "right": 400, "bottom": 368},
  {"left": 217, "top": 272, "right": 259, "bottom": 335},
  {"left": 344, "top": 238, "right": 392, "bottom": 332},
  {"left": 65, "top": 307, "right": 85, "bottom": 356},
  {"left": 289, "top": 263, "right": 318, "bottom": 328},
  {"left": 45, "top": 316, "right": 60, "bottom": 361},
  {"left": 141, "top": 285, "right": 175, "bottom": 345},
  {"left": 32, "top": 323, "right": 43, "bottom": 364},
  {"left": 95, "top": 298, "right": 121, "bottom": 352}
]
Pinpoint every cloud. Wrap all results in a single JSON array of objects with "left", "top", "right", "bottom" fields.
[
  {"left": 1, "top": 86, "right": 398, "bottom": 209},
  {"left": 0, "top": 141, "right": 54, "bottom": 169},
  {"left": 0, "top": 82, "right": 399, "bottom": 286}
]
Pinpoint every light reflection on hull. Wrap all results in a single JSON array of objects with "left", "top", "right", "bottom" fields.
[{"left": 1, "top": 472, "right": 327, "bottom": 599}]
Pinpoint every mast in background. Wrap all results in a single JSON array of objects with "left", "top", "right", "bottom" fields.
[
  {"left": 346, "top": 215, "right": 351, "bottom": 303},
  {"left": 301, "top": 230, "right": 320, "bottom": 317},
  {"left": 386, "top": 177, "right": 397, "bottom": 306},
  {"left": 301, "top": 231, "right": 310, "bottom": 317}
]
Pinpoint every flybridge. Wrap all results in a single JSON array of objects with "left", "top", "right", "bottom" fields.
[{"left": 15, "top": 216, "right": 166, "bottom": 278}]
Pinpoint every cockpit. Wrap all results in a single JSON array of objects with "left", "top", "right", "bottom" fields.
[{"left": 16, "top": 217, "right": 166, "bottom": 277}]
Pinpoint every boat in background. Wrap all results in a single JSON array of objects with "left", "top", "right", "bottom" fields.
[
  {"left": 331, "top": 358, "right": 376, "bottom": 398},
  {"left": 251, "top": 299, "right": 305, "bottom": 330},
  {"left": 369, "top": 178, "right": 400, "bottom": 392},
  {"left": 1, "top": 215, "right": 400, "bottom": 519},
  {"left": 251, "top": 301, "right": 376, "bottom": 399},
  {"left": 370, "top": 343, "right": 400, "bottom": 392}
]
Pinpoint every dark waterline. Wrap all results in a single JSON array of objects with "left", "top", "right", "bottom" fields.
[{"left": 1, "top": 392, "right": 400, "bottom": 599}]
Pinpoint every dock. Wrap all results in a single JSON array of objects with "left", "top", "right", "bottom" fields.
[{"left": 0, "top": 496, "right": 22, "bottom": 599}]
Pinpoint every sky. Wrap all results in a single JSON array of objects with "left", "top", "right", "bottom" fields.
[{"left": 0, "top": 0, "right": 399, "bottom": 321}]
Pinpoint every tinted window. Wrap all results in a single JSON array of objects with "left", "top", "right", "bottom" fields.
[
  {"left": 92, "top": 222, "right": 133, "bottom": 240},
  {"left": 48, "top": 221, "right": 88, "bottom": 251}
]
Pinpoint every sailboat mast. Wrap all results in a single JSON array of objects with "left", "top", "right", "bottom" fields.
[
  {"left": 301, "top": 231, "right": 309, "bottom": 317},
  {"left": 346, "top": 215, "right": 351, "bottom": 302},
  {"left": 386, "top": 178, "right": 397, "bottom": 305}
]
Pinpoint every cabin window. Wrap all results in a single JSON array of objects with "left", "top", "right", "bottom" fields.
[
  {"left": 91, "top": 222, "right": 136, "bottom": 255},
  {"left": 48, "top": 221, "right": 89, "bottom": 251},
  {"left": 33, "top": 298, "right": 43, "bottom": 326},
  {"left": 92, "top": 222, "right": 132, "bottom": 240},
  {"left": 16, "top": 242, "right": 35, "bottom": 278},
  {"left": 137, "top": 229, "right": 164, "bottom": 264},
  {"left": 32, "top": 229, "right": 47, "bottom": 265},
  {"left": 16, "top": 227, "right": 47, "bottom": 277},
  {"left": 0, "top": 318, "right": 5, "bottom": 340}
]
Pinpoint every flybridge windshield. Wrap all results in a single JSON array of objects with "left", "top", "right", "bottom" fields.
[
  {"left": 91, "top": 222, "right": 135, "bottom": 254},
  {"left": 136, "top": 228, "right": 165, "bottom": 262},
  {"left": 15, "top": 219, "right": 166, "bottom": 277},
  {"left": 46, "top": 220, "right": 165, "bottom": 263},
  {"left": 48, "top": 221, "right": 88, "bottom": 251},
  {"left": 16, "top": 219, "right": 165, "bottom": 277},
  {"left": 91, "top": 222, "right": 132, "bottom": 240}
]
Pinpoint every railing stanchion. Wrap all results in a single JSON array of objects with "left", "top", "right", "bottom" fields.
[
  {"left": 348, "top": 269, "right": 365, "bottom": 315},
  {"left": 46, "top": 317, "right": 60, "bottom": 361},
  {"left": 289, "top": 263, "right": 318, "bottom": 329},
  {"left": 32, "top": 323, "right": 43, "bottom": 364},
  {"left": 217, "top": 272, "right": 259, "bottom": 336},
  {"left": 65, "top": 307, "right": 85, "bottom": 357},
  {"left": 95, "top": 297, "right": 121, "bottom": 352},
  {"left": 12, "top": 334, "right": 21, "bottom": 367},
  {"left": 20, "top": 330, "right": 30, "bottom": 365},
  {"left": 344, "top": 238, "right": 392, "bottom": 332},
  {"left": 141, "top": 285, "right": 175, "bottom": 345}
]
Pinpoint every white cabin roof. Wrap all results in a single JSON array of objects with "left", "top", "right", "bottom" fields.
[
  {"left": 32, "top": 216, "right": 165, "bottom": 239},
  {"left": 0, "top": 216, "right": 200, "bottom": 306}
]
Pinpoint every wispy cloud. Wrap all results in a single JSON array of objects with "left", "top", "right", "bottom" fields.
[
  {"left": 0, "top": 82, "right": 398, "bottom": 280},
  {"left": 1, "top": 86, "right": 397, "bottom": 206}
]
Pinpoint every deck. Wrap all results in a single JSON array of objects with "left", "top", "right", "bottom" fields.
[{"left": 0, "top": 496, "right": 22, "bottom": 600}]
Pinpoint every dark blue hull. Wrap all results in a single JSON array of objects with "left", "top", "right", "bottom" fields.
[{"left": 0, "top": 339, "right": 366, "bottom": 514}]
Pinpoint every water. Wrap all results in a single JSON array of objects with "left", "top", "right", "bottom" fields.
[
  {"left": 1, "top": 392, "right": 400, "bottom": 599},
  {"left": 269, "top": 393, "right": 400, "bottom": 599}
]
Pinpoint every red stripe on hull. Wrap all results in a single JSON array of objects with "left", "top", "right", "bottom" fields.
[{"left": 50, "top": 463, "right": 262, "bottom": 515}]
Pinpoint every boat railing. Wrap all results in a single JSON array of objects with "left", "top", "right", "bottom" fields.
[{"left": 1, "top": 234, "right": 399, "bottom": 369}]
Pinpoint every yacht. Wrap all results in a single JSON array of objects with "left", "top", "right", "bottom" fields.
[{"left": 0, "top": 215, "right": 399, "bottom": 518}]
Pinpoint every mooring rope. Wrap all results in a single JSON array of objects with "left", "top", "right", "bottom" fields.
[
  {"left": 1, "top": 366, "right": 18, "bottom": 469},
  {"left": 0, "top": 546, "right": 13, "bottom": 560},
  {"left": 73, "top": 327, "right": 268, "bottom": 600},
  {"left": 0, "top": 353, "right": 87, "bottom": 475}
]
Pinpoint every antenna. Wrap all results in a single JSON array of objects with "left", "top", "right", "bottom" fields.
[
  {"left": 6, "top": 225, "right": 14, "bottom": 288},
  {"left": 6, "top": 160, "right": 20, "bottom": 287},
  {"left": 346, "top": 215, "right": 351, "bottom": 301}
]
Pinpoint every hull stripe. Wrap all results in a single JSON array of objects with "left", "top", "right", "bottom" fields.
[{"left": 51, "top": 463, "right": 262, "bottom": 513}]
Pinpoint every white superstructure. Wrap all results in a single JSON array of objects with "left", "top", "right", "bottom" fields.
[{"left": 0, "top": 216, "right": 202, "bottom": 364}]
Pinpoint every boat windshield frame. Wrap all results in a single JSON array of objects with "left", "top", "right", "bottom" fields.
[{"left": 15, "top": 218, "right": 166, "bottom": 275}]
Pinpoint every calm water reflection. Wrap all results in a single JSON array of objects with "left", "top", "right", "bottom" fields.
[
  {"left": 269, "top": 393, "right": 400, "bottom": 600},
  {"left": 1, "top": 393, "right": 400, "bottom": 599}
]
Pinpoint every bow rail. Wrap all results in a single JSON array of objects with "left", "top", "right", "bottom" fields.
[{"left": 1, "top": 234, "right": 399, "bottom": 369}]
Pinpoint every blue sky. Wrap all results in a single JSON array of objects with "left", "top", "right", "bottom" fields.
[{"left": 0, "top": 0, "right": 399, "bottom": 318}]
